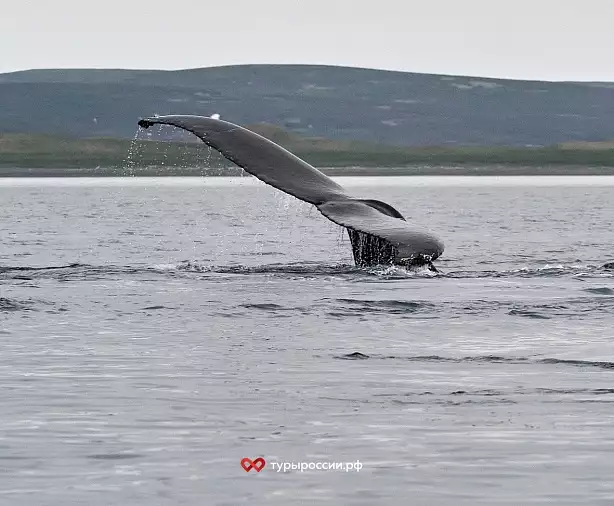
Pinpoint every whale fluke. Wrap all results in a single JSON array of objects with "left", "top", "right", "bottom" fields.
[
  {"left": 138, "top": 115, "right": 346, "bottom": 206},
  {"left": 138, "top": 115, "right": 444, "bottom": 267},
  {"left": 318, "top": 200, "right": 443, "bottom": 265}
]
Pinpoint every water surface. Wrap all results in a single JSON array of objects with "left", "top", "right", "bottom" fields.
[{"left": 1, "top": 176, "right": 614, "bottom": 505}]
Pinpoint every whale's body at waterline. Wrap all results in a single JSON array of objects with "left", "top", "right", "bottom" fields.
[{"left": 137, "top": 115, "right": 444, "bottom": 268}]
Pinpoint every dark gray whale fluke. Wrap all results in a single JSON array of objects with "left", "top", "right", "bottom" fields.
[{"left": 138, "top": 115, "right": 444, "bottom": 268}]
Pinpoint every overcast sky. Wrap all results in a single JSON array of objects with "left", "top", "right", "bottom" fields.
[{"left": 3, "top": 0, "right": 614, "bottom": 81}]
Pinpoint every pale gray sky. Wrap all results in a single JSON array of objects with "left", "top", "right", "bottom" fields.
[{"left": 3, "top": 0, "right": 614, "bottom": 81}]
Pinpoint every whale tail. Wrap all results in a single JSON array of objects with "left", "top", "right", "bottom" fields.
[{"left": 138, "top": 115, "right": 444, "bottom": 267}]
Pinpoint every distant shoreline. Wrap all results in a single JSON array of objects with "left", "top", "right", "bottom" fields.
[
  {"left": 3, "top": 165, "right": 614, "bottom": 177},
  {"left": 2, "top": 132, "right": 614, "bottom": 176}
]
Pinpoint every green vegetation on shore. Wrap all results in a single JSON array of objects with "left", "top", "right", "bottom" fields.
[{"left": 1, "top": 126, "right": 614, "bottom": 177}]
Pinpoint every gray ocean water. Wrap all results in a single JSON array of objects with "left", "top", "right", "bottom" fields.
[{"left": 1, "top": 175, "right": 614, "bottom": 505}]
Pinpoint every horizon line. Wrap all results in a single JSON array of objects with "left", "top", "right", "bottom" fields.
[{"left": 1, "top": 63, "right": 613, "bottom": 85}]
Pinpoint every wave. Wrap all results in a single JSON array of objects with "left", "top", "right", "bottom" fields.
[
  {"left": 1, "top": 260, "right": 612, "bottom": 281},
  {"left": 0, "top": 297, "right": 33, "bottom": 312},
  {"left": 334, "top": 353, "right": 614, "bottom": 370},
  {"left": 447, "top": 263, "right": 613, "bottom": 279},
  {"left": 374, "top": 385, "right": 614, "bottom": 406},
  {"left": 327, "top": 298, "right": 435, "bottom": 316},
  {"left": 174, "top": 260, "right": 359, "bottom": 276},
  {"left": 0, "top": 297, "right": 55, "bottom": 312},
  {"left": 216, "top": 296, "right": 614, "bottom": 319},
  {"left": 141, "top": 260, "right": 614, "bottom": 280}
]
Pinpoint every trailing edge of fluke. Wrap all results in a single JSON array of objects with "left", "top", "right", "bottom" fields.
[{"left": 137, "top": 115, "right": 444, "bottom": 268}]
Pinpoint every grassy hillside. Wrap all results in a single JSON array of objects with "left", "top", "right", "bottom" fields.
[
  {"left": 1, "top": 126, "right": 614, "bottom": 176},
  {"left": 2, "top": 64, "right": 614, "bottom": 148}
]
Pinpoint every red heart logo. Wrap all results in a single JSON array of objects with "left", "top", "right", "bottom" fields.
[{"left": 241, "top": 457, "right": 266, "bottom": 472}]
